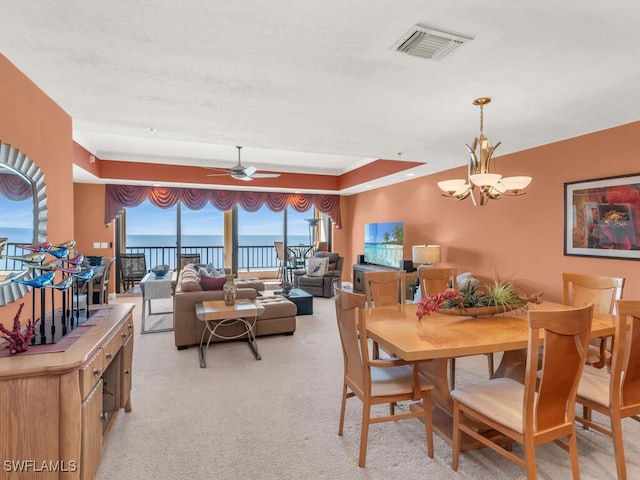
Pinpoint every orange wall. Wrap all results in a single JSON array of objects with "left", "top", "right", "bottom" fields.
[
  {"left": 337, "top": 121, "right": 640, "bottom": 303},
  {"left": 0, "top": 55, "right": 74, "bottom": 318},
  {"left": 73, "top": 183, "right": 115, "bottom": 255}
]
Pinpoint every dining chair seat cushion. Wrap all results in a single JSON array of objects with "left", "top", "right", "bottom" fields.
[
  {"left": 586, "top": 344, "right": 612, "bottom": 365},
  {"left": 370, "top": 364, "right": 433, "bottom": 397},
  {"left": 451, "top": 377, "right": 532, "bottom": 434},
  {"left": 577, "top": 364, "right": 611, "bottom": 407}
]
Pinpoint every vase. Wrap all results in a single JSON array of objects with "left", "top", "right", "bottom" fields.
[{"left": 223, "top": 275, "right": 237, "bottom": 306}]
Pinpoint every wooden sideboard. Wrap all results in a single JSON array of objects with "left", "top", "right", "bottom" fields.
[{"left": 0, "top": 303, "right": 135, "bottom": 480}]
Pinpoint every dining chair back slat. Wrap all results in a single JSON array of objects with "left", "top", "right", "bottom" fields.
[
  {"left": 563, "top": 272, "right": 624, "bottom": 314},
  {"left": 563, "top": 272, "right": 625, "bottom": 368},
  {"left": 363, "top": 270, "right": 406, "bottom": 307},
  {"left": 418, "top": 267, "right": 457, "bottom": 299}
]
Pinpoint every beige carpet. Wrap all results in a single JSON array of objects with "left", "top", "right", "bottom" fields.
[{"left": 95, "top": 295, "right": 640, "bottom": 480}]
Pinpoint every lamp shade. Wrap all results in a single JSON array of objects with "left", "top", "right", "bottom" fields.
[
  {"left": 469, "top": 173, "right": 502, "bottom": 187},
  {"left": 437, "top": 179, "right": 467, "bottom": 195},
  {"left": 412, "top": 245, "right": 441, "bottom": 265},
  {"left": 496, "top": 176, "right": 532, "bottom": 194},
  {"left": 304, "top": 218, "right": 320, "bottom": 227}
]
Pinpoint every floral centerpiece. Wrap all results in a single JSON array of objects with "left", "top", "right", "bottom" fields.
[{"left": 416, "top": 278, "right": 533, "bottom": 321}]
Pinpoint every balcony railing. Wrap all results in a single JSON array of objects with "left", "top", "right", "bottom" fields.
[{"left": 123, "top": 244, "right": 312, "bottom": 272}]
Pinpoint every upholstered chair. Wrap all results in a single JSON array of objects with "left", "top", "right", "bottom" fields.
[{"left": 292, "top": 252, "right": 343, "bottom": 297}]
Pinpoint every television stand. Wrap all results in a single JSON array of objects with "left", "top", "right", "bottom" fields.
[{"left": 352, "top": 263, "right": 417, "bottom": 300}]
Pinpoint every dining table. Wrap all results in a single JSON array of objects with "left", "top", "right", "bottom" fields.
[{"left": 365, "top": 300, "right": 615, "bottom": 450}]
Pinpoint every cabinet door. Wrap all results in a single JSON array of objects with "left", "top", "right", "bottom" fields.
[
  {"left": 81, "top": 379, "right": 103, "bottom": 480},
  {"left": 353, "top": 268, "right": 365, "bottom": 294},
  {"left": 120, "top": 333, "right": 134, "bottom": 412}
]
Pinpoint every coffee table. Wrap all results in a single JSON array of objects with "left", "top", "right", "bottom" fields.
[
  {"left": 194, "top": 299, "right": 265, "bottom": 368},
  {"left": 274, "top": 288, "right": 313, "bottom": 315}
]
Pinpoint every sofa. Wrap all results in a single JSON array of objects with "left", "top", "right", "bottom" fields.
[
  {"left": 173, "top": 264, "right": 296, "bottom": 349},
  {"left": 292, "top": 251, "right": 343, "bottom": 297}
]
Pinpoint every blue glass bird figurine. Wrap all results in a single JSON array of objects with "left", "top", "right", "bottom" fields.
[{"left": 11, "top": 271, "right": 55, "bottom": 288}]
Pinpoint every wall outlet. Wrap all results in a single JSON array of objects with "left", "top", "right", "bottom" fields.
[
  {"left": 100, "top": 242, "right": 109, "bottom": 248},
  {"left": 93, "top": 242, "right": 100, "bottom": 248}
]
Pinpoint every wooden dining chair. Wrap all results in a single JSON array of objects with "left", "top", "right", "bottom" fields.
[
  {"left": 575, "top": 299, "right": 640, "bottom": 480},
  {"left": 93, "top": 257, "right": 116, "bottom": 305},
  {"left": 334, "top": 287, "right": 434, "bottom": 468},
  {"left": 363, "top": 270, "right": 406, "bottom": 358},
  {"left": 563, "top": 272, "right": 625, "bottom": 368},
  {"left": 451, "top": 304, "right": 593, "bottom": 480}
]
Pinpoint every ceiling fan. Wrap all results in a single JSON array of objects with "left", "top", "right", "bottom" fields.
[{"left": 206, "top": 146, "right": 281, "bottom": 181}]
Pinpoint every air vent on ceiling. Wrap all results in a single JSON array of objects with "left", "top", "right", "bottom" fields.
[{"left": 392, "top": 25, "right": 471, "bottom": 61}]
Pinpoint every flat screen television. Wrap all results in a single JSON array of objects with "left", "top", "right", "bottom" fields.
[{"left": 363, "top": 221, "right": 404, "bottom": 269}]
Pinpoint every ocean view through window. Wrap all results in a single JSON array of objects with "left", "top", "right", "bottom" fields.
[{"left": 124, "top": 201, "right": 312, "bottom": 271}]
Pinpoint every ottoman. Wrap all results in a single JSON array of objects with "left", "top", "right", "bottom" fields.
[
  {"left": 235, "top": 277, "right": 266, "bottom": 293},
  {"left": 255, "top": 295, "right": 297, "bottom": 336}
]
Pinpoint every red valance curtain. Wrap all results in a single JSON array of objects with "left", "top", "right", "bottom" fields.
[
  {"left": 105, "top": 184, "right": 342, "bottom": 227},
  {"left": 0, "top": 173, "right": 32, "bottom": 201}
]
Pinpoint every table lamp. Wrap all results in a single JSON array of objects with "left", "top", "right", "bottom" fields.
[{"left": 412, "top": 245, "right": 441, "bottom": 271}]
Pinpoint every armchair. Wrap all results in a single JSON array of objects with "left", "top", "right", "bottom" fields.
[{"left": 292, "top": 251, "right": 343, "bottom": 297}]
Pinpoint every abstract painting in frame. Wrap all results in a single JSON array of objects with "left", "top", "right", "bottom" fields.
[{"left": 565, "top": 173, "right": 640, "bottom": 260}]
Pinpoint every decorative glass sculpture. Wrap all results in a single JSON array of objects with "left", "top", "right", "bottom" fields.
[{"left": 223, "top": 275, "right": 237, "bottom": 306}]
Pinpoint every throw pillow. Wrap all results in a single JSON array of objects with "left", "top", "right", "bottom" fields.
[
  {"left": 307, "top": 257, "right": 329, "bottom": 277},
  {"left": 201, "top": 265, "right": 226, "bottom": 278},
  {"left": 200, "top": 275, "right": 227, "bottom": 291}
]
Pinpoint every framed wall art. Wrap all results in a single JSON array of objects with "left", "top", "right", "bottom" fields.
[{"left": 565, "top": 173, "right": 640, "bottom": 260}]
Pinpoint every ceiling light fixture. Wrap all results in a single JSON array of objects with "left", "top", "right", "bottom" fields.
[{"left": 437, "top": 97, "right": 532, "bottom": 206}]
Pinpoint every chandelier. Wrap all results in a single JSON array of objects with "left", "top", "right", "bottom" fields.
[{"left": 437, "top": 97, "right": 532, "bottom": 206}]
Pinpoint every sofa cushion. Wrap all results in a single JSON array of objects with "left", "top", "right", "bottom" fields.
[
  {"left": 180, "top": 264, "right": 202, "bottom": 291},
  {"left": 181, "top": 276, "right": 202, "bottom": 292},
  {"left": 307, "top": 256, "right": 328, "bottom": 276}
]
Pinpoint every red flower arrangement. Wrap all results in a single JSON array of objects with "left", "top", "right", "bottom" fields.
[
  {"left": 0, "top": 303, "right": 37, "bottom": 354},
  {"left": 416, "top": 289, "right": 460, "bottom": 321}
]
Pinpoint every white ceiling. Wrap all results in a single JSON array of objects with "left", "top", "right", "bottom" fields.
[{"left": 2, "top": 1, "right": 640, "bottom": 194}]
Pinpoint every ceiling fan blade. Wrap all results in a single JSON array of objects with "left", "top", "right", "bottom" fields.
[
  {"left": 205, "top": 172, "right": 231, "bottom": 177},
  {"left": 244, "top": 166, "right": 257, "bottom": 177},
  {"left": 230, "top": 171, "right": 248, "bottom": 180},
  {"left": 250, "top": 173, "right": 281, "bottom": 178}
]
